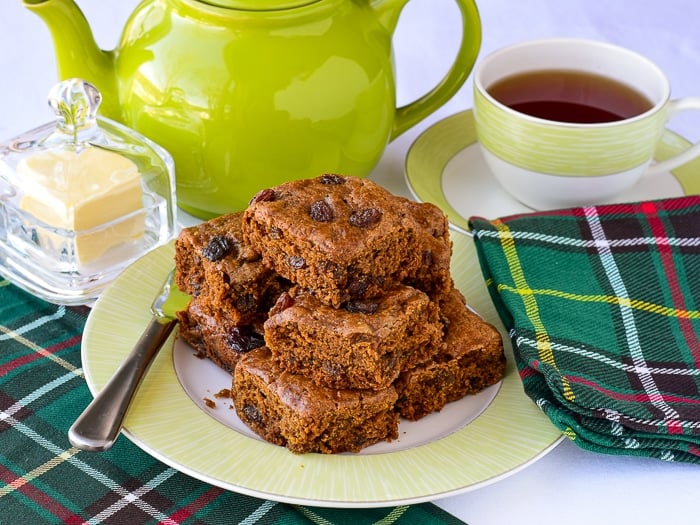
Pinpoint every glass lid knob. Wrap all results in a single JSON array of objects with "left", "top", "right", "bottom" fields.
[{"left": 47, "top": 78, "right": 101, "bottom": 145}]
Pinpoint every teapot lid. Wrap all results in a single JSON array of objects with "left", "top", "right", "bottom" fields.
[{"left": 199, "top": 0, "right": 320, "bottom": 9}]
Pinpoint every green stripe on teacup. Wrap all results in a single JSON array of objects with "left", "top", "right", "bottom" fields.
[{"left": 473, "top": 88, "right": 667, "bottom": 177}]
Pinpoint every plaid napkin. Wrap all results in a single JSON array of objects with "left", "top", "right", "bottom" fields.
[
  {"left": 470, "top": 195, "right": 700, "bottom": 463},
  {"left": 0, "top": 280, "right": 465, "bottom": 524}
]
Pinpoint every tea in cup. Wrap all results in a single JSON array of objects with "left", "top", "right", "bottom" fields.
[{"left": 473, "top": 38, "right": 700, "bottom": 210}]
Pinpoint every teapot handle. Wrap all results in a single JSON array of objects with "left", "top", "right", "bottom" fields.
[{"left": 374, "top": 0, "right": 481, "bottom": 140}]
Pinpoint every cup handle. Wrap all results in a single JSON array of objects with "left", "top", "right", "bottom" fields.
[
  {"left": 647, "top": 97, "right": 700, "bottom": 175},
  {"left": 372, "top": 0, "right": 482, "bottom": 141}
]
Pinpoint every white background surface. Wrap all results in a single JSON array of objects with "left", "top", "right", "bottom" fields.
[{"left": 3, "top": 1, "right": 700, "bottom": 524}]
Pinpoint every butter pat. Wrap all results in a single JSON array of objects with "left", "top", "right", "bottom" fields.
[{"left": 18, "top": 147, "right": 145, "bottom": 264}]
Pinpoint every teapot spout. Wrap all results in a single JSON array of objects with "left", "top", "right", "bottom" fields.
[{"left": 23, "top": 0, "right": 120, "bottom": 120}]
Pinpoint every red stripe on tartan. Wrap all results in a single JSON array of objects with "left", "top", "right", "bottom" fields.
[
  {"left": 519, "top": 365, "right": 539, "bottom": 380},
  {"left": 566, "top": 376, "right": 692, "bottom": 434},
  {"left": 163, "top": 486, "right": 225, "bottom": 523},
  {"left": 656, "top": 195, "right": 700, "bottom": 211},
  {"left": 0, "top": 464, "right": 82, "bottom": 523},
  {"left": 666, "top": 420, "right": 684, "bottom": 435},
  {"left": 590, "top": 202, "right": 640, "bottom": 217},
  {"left": 566, "top": 374, "right": 700, "bottom": 406},
  {"left": 594, "top": 196, "right": 700, "bottom": 216},
  {"left": 45, "top": 334, "right": 82, "bottom": 353},
  {"left": 583, "top": 196, "right": 700, "bottom": 220},
  {"left": 641, "top": 201, "right": 700, "bottom": 367},
  {"left": 0, "top": 335, "right": 81, "bottom": 376},
  {"left": 688, "top": 444, "right": 700, "bottom": 456}
]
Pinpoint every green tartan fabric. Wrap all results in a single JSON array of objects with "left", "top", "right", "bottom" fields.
[
  {"left": 0, "top": 279, "right": 466, "bottom": 525},
  {"left": 470, "top": 196, "right": 700, "bottom": 463}
]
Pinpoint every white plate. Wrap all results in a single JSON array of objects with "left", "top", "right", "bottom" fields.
[
  {"left": 405, "top": 110, "right": 698, "bottom": 235},
  {"left": 173, "top": 338, "right": 499, "bottom": 455},
  {"left": 82, "top": 234, "right": 563, "bottom": 508}
]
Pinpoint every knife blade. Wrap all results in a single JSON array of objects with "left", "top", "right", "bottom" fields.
[{"left": 68, "top": 269, "right": 189, "bottom": 452}]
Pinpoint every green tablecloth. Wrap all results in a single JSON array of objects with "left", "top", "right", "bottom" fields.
[{"left": 0, "top": 279, "right": 465, "bottom": 524}]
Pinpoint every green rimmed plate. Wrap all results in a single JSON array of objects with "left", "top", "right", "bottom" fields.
[
  {"left": 82, "top": 233, "right": 562, "bottom": 507},
  {"left": 405, "top": 110, "right": 700, "bottom": 235}
]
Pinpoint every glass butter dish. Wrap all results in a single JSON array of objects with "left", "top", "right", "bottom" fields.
[{"left": 0, "top": 79, "right": 177, "bottom": 305}]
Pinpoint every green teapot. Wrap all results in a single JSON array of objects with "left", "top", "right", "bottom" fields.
[{"left": 25, "top": 0, "right": 481, "bottom": 218}]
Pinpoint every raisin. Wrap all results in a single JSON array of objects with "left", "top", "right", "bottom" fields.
[
  {"left": 321, "top": 361, "right": 345, "bottom": 379},
  {"left": 316, "top": 260, "right": 342, "bottom": 280},
  {"left": 235, "top": 293, "right": 256, "bottom": 313},
  {"left": 269, "top": 292, "right": 295, "bottom": 316},
  {"left": 344, "top": 299, "right": 379, "bottom": 314},
  {"left": 349, "top": 333, "right": 373, "bottom": 344},
  {"left": 242, "top": 403, "right": 263, "bottom": 425},
  {"left": 319, "top": 174, "right": 345, "bottom": 185},
  {"left": 249, "top": 188, "right": 278, "bottom": 204},
  {"left": 269, "top": 226, "right": 283, "bottom": 240},
  {"left": 225, "top": 326, "right": 265, "bottom": 353},
  {"left": 288, "top": 255, "right": 306, "bottom": 269},
  {"left": 309, "top": 199, "right": 335, "bottom": 222},
  {"left": 202, "top": 236, "right": 232, "bottom": 261},
  {"left": 349, "top": 208, "right": 382, "bottom": 228},
  {"left": 354, "top": 435, "right": 368, "bottom": 446},
  {"left": 347, "top": 274, "right": 373, "bottom": 297}
]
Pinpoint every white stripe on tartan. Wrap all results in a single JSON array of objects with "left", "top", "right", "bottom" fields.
[
  {"left": 611, "top": 409, "right": 700, "bottom": 430},
  {"left": 660, "top": 450, "right": 676, "bottom": 461},
  {"left": 0, "top": 306, "right": 66, "bottom": 341},
  {"left": 584, "top": 207, "right": 681, "bottom": 424},
  {"left": 514, "top": 334, "right": 700, "bottom": 376},
  {"left": 604, "top": 407, "right": 700, "bottom": 430},
  {"left": 1, "top": 409, "right": 179, "bottom": 523},
  {"left": 239, "top": 500, "right": 277, "bottom": 525},
  {"left": 518, "top": 336, "right": 700, "bottom": 430},
  {"left": 86, "top": 467, "right": 179, "bottom": 525},
  {"left": 474, "top": 228, "right": 700, "bottom": 249},
  {"left": 1, "top": 371, "right": 79, "bottom": 421}
]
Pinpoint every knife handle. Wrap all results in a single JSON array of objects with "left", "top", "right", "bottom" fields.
[{"left": 68, "top": 317, "right": 176, "bottom": 452}]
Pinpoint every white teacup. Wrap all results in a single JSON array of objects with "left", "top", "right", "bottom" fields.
[{"left": 473, "top": 38, "right": 700, "bottom": 210}]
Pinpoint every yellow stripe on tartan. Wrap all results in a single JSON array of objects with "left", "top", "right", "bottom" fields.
[
  {"left": 297, "top": 505, "right": 408, "bottom": 525},
  {"left": 295, "top": 507, "right": 335, "bottom": 525},
  {"left": 563, "top": 427, "right": 577, "bottom": 441},
  {"left": 377, "top": 506, "right": 410, "bottom": 524},
  {"left": 494, "top": 220, "right": 575, "bottom": 402},
  {"left": 0, "top": 449, "right": 80, "bottom": 497},
  {"left": 0, "top": 324, "right": 82, "bottom": 375},
  {"left": 495, "top": 284, "right": 700, "bottom": 320}
]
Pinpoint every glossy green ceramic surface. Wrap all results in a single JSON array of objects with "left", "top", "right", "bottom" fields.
[{"left": 25, "top": 0, "right": 482, "bottom": 217}]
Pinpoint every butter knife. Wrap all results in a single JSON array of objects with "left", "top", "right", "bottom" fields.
[{"left": 69, "top": 269, "right": 188, "bottom": 452}]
